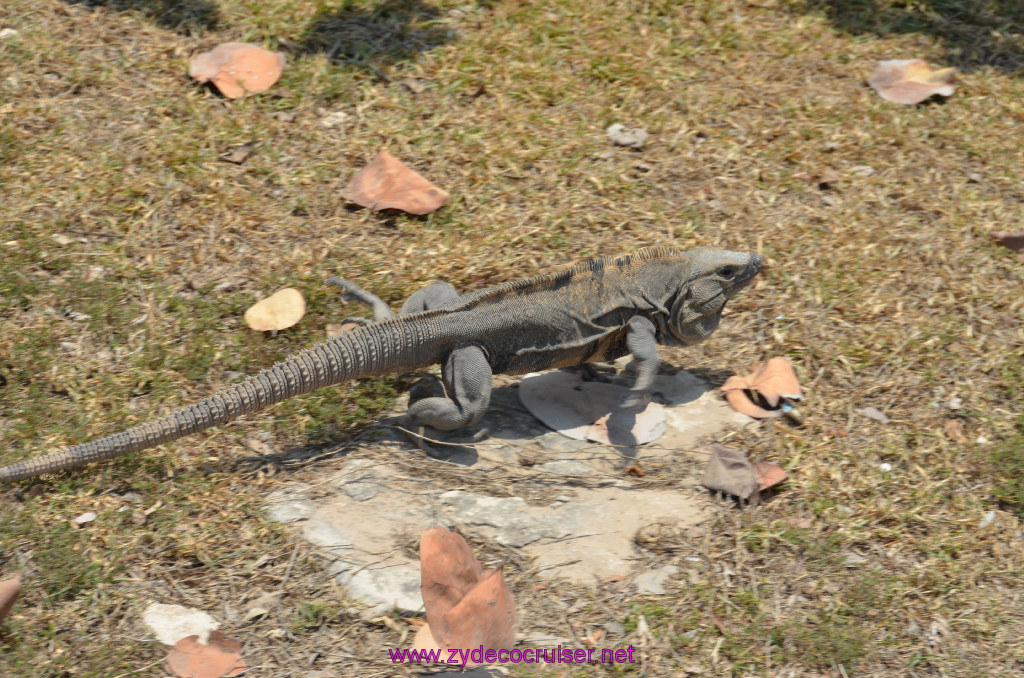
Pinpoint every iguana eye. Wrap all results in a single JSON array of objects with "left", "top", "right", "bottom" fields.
[{"left": 718, "top": 266, "right": 736, "bottom": 278}]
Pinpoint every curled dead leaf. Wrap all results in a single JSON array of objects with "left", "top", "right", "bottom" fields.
[
  {"left": 219, "top": 142, "right": 256, "bottom": 165},
  {"left": 943, "top": 419, "right": 967, "bottom": 443},
  {"left": 0, "top": 574, "right": 21, "bottom": 623},
  {"left": 721, "top": 357, "right": 802, "bottom": 419},
  {"left": 418, "top": 527, "right": 517, "bottom": 655},
  {"left": 990, "top": 232, "right": 1024, "bottom": 261},
  {"left": 190, "top": 43, "right": 285, "bottom": 99},
  {"left": 754, "top": 462, "right": 787, "bottom": 492},
  {"left": 244, "top": 288, "right": 305, "bottom": 331},
  {"left": 702, "top": 447, "right": 787, "bottom": 499},
  {"left": 165, "top": 631, "right": 246, "bottom": 678},
  {"left": 869, "top": 59, "right": 956, "bottom": 105},
  {"left": 341, "top": 150, "right": 448, "bottom": 215}
]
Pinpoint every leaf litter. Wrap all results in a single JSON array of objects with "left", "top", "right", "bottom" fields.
[
  {"left": 189, "top": 43, "right": 285, "bottom": 99},
  {"left": 721, "top": 356, "right": 802, "bottom": 420},
  {"left": 868, "top": 59, "right": 956, "bottom": 105},
  {"left": 415, "top": 527, "right": 517, "bottom": 657},
  {"left": 165, "top": 631, "right": 246, "bottom": 678},
  {"left": 341, "top": 150, "right": 448, "bottom": 215},
  {"left": 243, "top": 288, "right": 306, "bottom": 332}
]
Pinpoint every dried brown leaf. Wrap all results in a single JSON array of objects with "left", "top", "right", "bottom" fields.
[
  {"left": 341, "top": 150, "right": 448, "bottom": 215},
  {"left": 243, "top": 288, "right": 305, "bottom": 331},
  {"left": 721, "top": 356, "right": 802, "bottom": 418},
  {"left": 943, "top": 419, "right": 967, "bottom": 443},
  {"left": 219, "top": 142, "right": 256, "bottom": 165},
  {"left": 754, "top": 462, "right": 788, "bottom": 491},
  {"left": 702, "top": 445, "right": 759, "bottom": 499},
  {"left": 189, "top": 43, "right": 285, "bottom": 99},
  {"left": 165, "top": 631, "right": 246, "bottom": 678},
  {"left": 869, "top": 59, "right": 956, "bottom": 105},
  {"left": 0, "top": 574, "right": 21, "bottom": 622},
  {"left": 990, "top": 232, "right": 1024, "bottom": 261},
  {"left": 418, "top": 527, "right": 517, "bottom": 653}
]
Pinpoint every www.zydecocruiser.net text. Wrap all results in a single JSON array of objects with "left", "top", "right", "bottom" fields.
[{"left": 389, "top": 645, "right": 638, "bottom": 667}]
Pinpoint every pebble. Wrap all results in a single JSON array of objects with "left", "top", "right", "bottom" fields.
[{"left": 606, "top": 123, "right": 648, "bottom": 150}]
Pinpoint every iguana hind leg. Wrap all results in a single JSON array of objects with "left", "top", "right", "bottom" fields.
[{"left": 327, "top": 278, "right": 492, "bottom": 431}]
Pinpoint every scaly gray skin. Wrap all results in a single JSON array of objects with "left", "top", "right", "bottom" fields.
[{"left": 0, "top": 246, "right": 762, "bottom": 482}]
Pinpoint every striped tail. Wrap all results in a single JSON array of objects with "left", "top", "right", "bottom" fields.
[{"left": 0, "top": 317, "right": 433, "bottom": 482}]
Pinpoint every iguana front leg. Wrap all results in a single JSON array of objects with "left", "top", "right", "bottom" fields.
[
  {"left": 327, "top": 278, "right": 492, "bottom": 430},
  {"left": 620, "top": 315, "right": 660, "bottom": 410}
]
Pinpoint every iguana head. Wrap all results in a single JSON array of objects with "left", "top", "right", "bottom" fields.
[{"left": 666, "top": 248, "right": 762, "bottom": 345}]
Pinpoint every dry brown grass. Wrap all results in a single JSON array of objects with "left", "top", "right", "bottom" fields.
[{"left": 2, "top": 0, "right": 1024, "bottom": 676}]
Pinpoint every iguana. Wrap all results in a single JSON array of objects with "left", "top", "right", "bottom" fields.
[{"left": 0, "top": 246, "right": 762, "bottom": 482}]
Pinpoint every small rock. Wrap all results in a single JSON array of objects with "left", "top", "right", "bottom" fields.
[
  {"left": 948, "top": 395, "right": 963, "bottom": 409},
  {"left": 967, "top": 172, "right": 983, "bottom": 183},
  {"left": 604, "top": 621, "right": 626, "bottom": 636},
  {"left": 979, "top": 510, "right": 996, "bottom": 529},
  {"left": 856, "top": 407, "right": 890, "bottom": 423},
  {"left": 62, "top": 308, "right": 91, "bottom": 321},
  {"left": 274, "top": 111, "right": 296, "bottom": 122},
  {"left": 142, "top": 603, "right": 220, "bottom": 646},
  {"left": 606, "top": 123, "right": 648, "bottom": 150},
  {"left": 635, "top": 565, "right": 679, "bottom": 595},
  {"left": 320, "top": 111, "right": 351, "bottom": 128},
  {"left": 72, "top": 511, "right": 97, "bottom": 526},
  {"left": 52, "top": 233, "right": 73, "bottom": 245},
  {"left": 841, "top": 551, "right": 867, "bottom": 568},
  {"left": 59, "top": 342, "right": 78, "bottom": 353},
  {"left": 398, "top": 77, "right": 426, "bottom": 94},
  {"left": 879, "top": 462, "right": 893, "bottom": 473},
  {"left": 0, "top": 28, "right": 18, "bottom": 41}
]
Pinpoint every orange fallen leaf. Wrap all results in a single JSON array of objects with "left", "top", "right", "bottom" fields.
[
  {"left": 754, "top": 462, "right": 788, "bottom": 491},
  {"left": 165, "top": 631, "right": 246, "bottom": 678},
  {"left": 869, "top": 59, "right": 956, "bottom": 105},
  {"left": 190, "top": 43, "right": 285, "bottom": 99},
  {"left": 783, "top": 517, "right": 814, "bottom": 529},
  {"left": 244, "top": 288, "right": 305, "bottom": 331},
  {"left": 990, "top": 232, "right": 1024, "bottom": 261},
  {"left": 418, "top": 527, "right": 517, "bottom": 655},
  {"left": 341, "top": 150, "right": 448, "bottom": 215},
  {"left": 710, "top": 611, "right": 730, "bottom": 635},
  {"left": 0, "top": 574, "right": 21, "bottom": 623},
  {"left": 943, "top": 419, "right": 967, "bottom": 443},
  {"left": 721, "top": 357, "right": 802, "bottom": 419}
]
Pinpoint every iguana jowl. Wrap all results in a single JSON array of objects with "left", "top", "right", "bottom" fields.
[{"left": 0, "top": 246, "right": 761, "bottom": 482}]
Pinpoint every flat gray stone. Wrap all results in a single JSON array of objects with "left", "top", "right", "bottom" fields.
[
  {"left": 635, "top": 565, "right": 680, "bottom": 595},
  {"left": 536, "top": 431, "right": 591, "bottom": 454},
  {"left": 265, "top": 499, "right": 318, "bottom": 523},
  {"left": 439, "top": 490, "right": 571, "bottom": 547},
  {"left": 303, "top": 516, "right": 357, "bottom": 558},
  {"left": 537, "top": 459, "right": 593, "bottom": 476},
  {"left": 518, "top": 371, "right": 667, "bottom": 446},
  {"left": 331, "top": 561, "right": 423, "bottom": 618}
]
